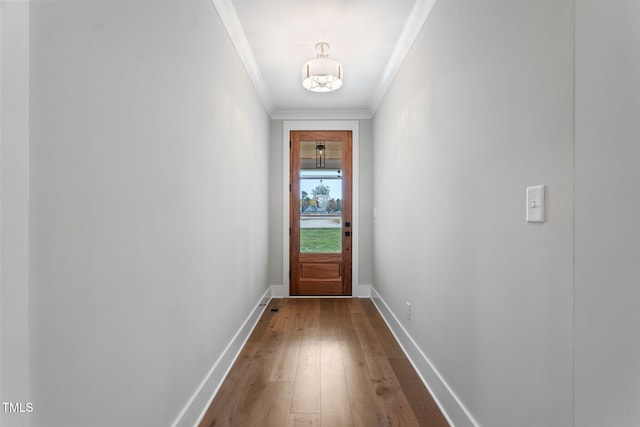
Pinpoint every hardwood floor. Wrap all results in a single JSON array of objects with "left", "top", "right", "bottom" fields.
[{"left": 199, "top": 298, "right": 449, "bottom": 427}]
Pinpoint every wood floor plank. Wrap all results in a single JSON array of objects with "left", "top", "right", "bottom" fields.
[
  {"left": 200, "top": 298, "right": 450, "bottom": 427},
  {"left": 351, "top": 312, "right": 384, "bottom": 356},
  {"left": 319, "top": 298, "right": 339, "bottom": 323},
  {"left": 345, "top": 297, "right": 366, "bottom": 314},
  {"left": 269, "top": 308, "right": 302, "bottom": 382},
  {"left": 238, "top": 299, "right": 281, "bottom": 359},
  {"left": 339, "top": 317, "right": 385, "bottom": 427},
  {"left": 320, "top": 322, "right": 353, "bottom": 427},
  {"left": 301, "top": 298, "right": 321, "bottom": 327},
  {"left": 243, "top": 381, "right": 294, "bottom": 427},
  {"left": 200, "top": 360, "right": 294, "bottom": 426},
  {"left": 389, "top": 357, "right": 450, "bottom": 427},
  {"left": 254, "top": 306, "right": 293, "bottom": 382},
  {"left": 287, "top": 413, "right": 321, "bottom": 427},
  {"left": 291, "top": 324, "right": 321, "bottom": 414},
  {"left": 360, "top": 299, "right": 406, "bottom": 359},
  {"left": 351, "top": 312, "right": 421, "bottom": 426},
  {"left": 290, "top": 298, "right": 321, "bottom": 413}
]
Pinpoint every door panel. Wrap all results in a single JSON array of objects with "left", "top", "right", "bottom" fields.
[
  {"left": 301, "top": 263, "right": 340, "bottom": 279},
  {"left": 290, "top": 130, "right": 352, "bottom": 296}
]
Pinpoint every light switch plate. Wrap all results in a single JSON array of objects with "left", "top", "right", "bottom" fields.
[{"left": 526, "top": 185, "right": 545, "bottom": 223}]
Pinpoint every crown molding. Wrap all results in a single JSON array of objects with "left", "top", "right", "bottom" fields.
[
  {"left": 209, "top": 0, "right": 273, "bottom": 114},
  {"left": 271, "top": 109, "right": 372, "bottom": 120},
  {"left": 368, "top": 0, "right": 439, "bottom": 116}
]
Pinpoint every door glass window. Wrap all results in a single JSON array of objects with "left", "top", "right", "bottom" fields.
[{"left": 299, "top": 140, "right": 342, "bottom": 253}]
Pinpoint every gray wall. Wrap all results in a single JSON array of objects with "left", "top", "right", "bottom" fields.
[
  {"left": 3, "top": 1, "right": 639, "bottom": 425},
  {"left": 28, "top": 1, "right": 270, "bottom": 425},
  {"left": 575, "top": 1, "right": 640, "bottom": 425},
  {"left": 268, "top": 119, "right": 374, "bottom": 290},
  {"left": 0, "top": 3, "right": 30, "bottom": 427},
  {"left": 268, "top": 120, "right": 284, "bottom": 287},
  {"left": 372, "top": 0, "right": 575, "bottom": 425},
  {"left": 358, "top": 119, "right": 374, "bottom": 286}
]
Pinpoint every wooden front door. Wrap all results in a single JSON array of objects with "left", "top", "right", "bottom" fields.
[{"left": 290, "top": 131, "right": 352, "bottom": 296}]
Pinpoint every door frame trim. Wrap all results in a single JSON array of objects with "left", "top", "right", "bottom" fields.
[{"left": 282, "top": 121, "right": 359, "bottom": 297}]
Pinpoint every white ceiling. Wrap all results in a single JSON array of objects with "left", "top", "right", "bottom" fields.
[{"left": 212, "top": 0, "right": 438, "bottom": 118}]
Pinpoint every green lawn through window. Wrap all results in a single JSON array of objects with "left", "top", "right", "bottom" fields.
[{"left": 300, "top": 228, "right": 341, "bottom": 253}]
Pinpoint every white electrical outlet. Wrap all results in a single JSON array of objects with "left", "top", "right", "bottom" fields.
[
  {"left": 526, "top": 185, "right": 545, "bottom": 223},
  {"left": 406, "top": 302, "right": 412, "bottom": 320}
]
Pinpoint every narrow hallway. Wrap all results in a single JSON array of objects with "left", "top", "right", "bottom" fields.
[
  {"left": 3, "top": 1, "right": 639, "bottom": 425},
  {"left": 199, "top": 298, "right": 448, "bottom": 427}
]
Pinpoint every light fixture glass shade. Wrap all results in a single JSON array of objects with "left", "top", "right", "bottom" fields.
[{"left": 302, "top": 42, "right": 343, "bottom": 92}]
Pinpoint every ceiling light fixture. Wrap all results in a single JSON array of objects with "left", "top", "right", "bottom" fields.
[{"left": 302, "top": 42, "right": 343, "bottom": 92}]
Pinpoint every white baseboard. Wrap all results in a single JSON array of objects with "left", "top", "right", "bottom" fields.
[
  {"left": 171, "top": 287, "right": 272, "bottom": 427},
  {"left": 370, "top": 287, "right": 479, "bottom": 427}
]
